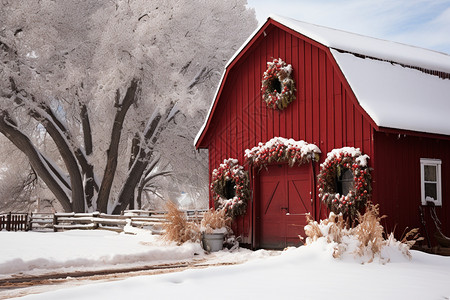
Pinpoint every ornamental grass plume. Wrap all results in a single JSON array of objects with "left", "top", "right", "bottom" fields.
[
  {"left": 162, "top": 201, "right": 200, "bottom": 245},
  {"left": 304, "top": 213, "right": 347, "bottom": 245},
  {"left": 200, "top": 208, "right": 231, "bottom": 234},
  {"left": 354, "top": 203, "right": 386, "bottom": 262},
  {"left": 304, "top": 213, "right": 323, "bottom": 242}
]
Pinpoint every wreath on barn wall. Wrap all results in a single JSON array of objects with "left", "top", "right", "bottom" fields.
[
  {"left": 210, "top": 158, "right": 250, "bottom": 218},
  {"left": 261, "top": 58, "right": 296, "bottom": 110},
  {"left": 244, "top": 137, "right": 320, "bottom": 169},
  {"left": 317, "top": 147, "right": 372, "bottom": 220}
]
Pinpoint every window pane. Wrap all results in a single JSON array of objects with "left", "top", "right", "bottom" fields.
[
  {"left": 424, "top": 165, "right": 437, "bottom": 182},
  {"left": 224, "top": 179, "right": 236, "bottom": 199},
  {"left": 337, "top": 169, "right": 354, "bottom": 195},
  {"left": 425, "top": 182, "right": 437, "bottom": 201}
]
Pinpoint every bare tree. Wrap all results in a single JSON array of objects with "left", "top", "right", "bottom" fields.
[{"left": 0, "top": 0, "right": 257, "bottom": 213}]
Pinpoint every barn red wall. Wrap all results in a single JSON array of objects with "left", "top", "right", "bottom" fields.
[
  {"left": 203, "top": 24, "right": 375, "bottom": 245},
  {"left": 373, "top": 132, "right": 450, "bottom": 245}
]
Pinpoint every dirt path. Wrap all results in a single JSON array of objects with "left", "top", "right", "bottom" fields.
[{"left": 0, "top": 259, "right": 240, "bottom": 299}]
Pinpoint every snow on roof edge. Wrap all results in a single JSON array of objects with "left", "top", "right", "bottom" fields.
[
  {"left": 194, "top": 68, "right": 226, "bottom": 147},
  {"left": 269, "top": 14, "right": 450, "bottom": 73}
]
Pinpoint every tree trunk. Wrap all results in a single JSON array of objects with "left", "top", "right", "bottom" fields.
[
  {"left": 111, "top": 113, "right": 163, "bottom": 214},
  {"left": 38, "top": 118, "right": 85, "bottom": 212},
  {"left": 80, "top": 104, "right": 95, "bottom": 209},
  {"left": 0, "top": 112, "right": 72, "bottom": 212},
  {"left": 10, "top": 81, "right": 85, "bottom": 212},
  {"left": 97, "top": 79, "right": 139, "bottom": 213},
  {"left": 127, "top": 132, "right": 141, "bottom": 210},
  {"left": 112, "top": 103, "right": 176, "bottom": 214}
]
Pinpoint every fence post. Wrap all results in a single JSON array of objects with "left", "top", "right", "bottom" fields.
[
  {"left": 6, "top": 212, "right": 11, "bottom": 231},
  {"left": 28, "top": 212, "right": 32, "bottom": 231},
  {"left": 53, "top": 214, "right": 58, "bottom": 232}
]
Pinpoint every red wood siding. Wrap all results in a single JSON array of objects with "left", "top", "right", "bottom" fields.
[
  {"left": 202, "top": 24, "right": 375, "bottom": 245},
  {"left": 373, "top": 132, "right": 450, "bottom": 244}
]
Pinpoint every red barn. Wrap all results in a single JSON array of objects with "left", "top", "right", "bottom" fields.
[{"left": 195, "top": 15, "right": 450, "bottom": 249}]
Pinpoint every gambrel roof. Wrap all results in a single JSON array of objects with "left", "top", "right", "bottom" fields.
[{"left": 195, "top": 15, "right": 450, "bottom": 147}]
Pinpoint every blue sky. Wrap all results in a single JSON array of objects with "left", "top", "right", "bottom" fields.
[{"left": 247, "top": 0, "right": 450, "bottom": 54}]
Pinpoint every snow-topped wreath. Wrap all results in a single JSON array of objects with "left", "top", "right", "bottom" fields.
[
  {"left": 244, "top": 137, "right": 320, "bottom": 169},
  {"left": 318, "top": 147, "right": 372, "bottom": 220},
  {"left": 261, "top": 58, "right": 296, "bottom": 110},
  {"left": 210, "top": 158, "right": 250, "bottom": 218}
]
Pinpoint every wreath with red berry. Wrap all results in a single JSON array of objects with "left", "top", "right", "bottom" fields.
[
  {"left": 317, "top": 147, "right": 372, "bottom": 221},
  {"left": 261, "top": 58, "right": 296, "bottom": 110},
  {"left": 244, "top": 137, "right": 320, "bottom": 169},
  {"left": 210, "top": 158, "right": 250, "bottom": 218}
]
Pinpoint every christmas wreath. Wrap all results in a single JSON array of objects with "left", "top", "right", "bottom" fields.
[
  {"left": 318, "top": 147, "right": 372, "bottom": 220},
  {"left": 261, "top": 58, "right": 296, "bottom": 110},
  {"left": 210, "top": 158, "right": 250, "bottom": 218},
  {"left": 244, "top": 137, "right": 320, "bottom": 169}
]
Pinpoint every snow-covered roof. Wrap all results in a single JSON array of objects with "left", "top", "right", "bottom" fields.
[
  {"left": 195, "top": 16, "right": 450, "bottom": 147},
  {"left": 332, "top": 50, "right": 450, "bottom": 136}
]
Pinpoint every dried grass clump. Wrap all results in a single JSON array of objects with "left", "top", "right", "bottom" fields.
[
  {"left": 401, "top": 228, "right": 424, "bottom": 248},
  {"left": 304, "top": 214, "right": 323, "bottom": 242},
  {"left": 200, "top": 208, "right": 231, "bottom": 233},
  {"left": 304, "top": 203, "right": 423, "bottom": 262},
  {"left": 354, "top": 203, "right": 386, "bottom": 261},
  {"left": 162, "top": 201, "right": 200, "bottom": 245},
  {"left": 389, "top": 228, "right": 424, "bottom": 259},
  {"left": 325, "top": 213, "right": 347, "bottom": 244},
  {"left": 304, "top": 213, "right": 347, "bottom": 245}
]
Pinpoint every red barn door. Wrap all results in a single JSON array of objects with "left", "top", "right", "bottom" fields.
[{"left": 258, "top": 164, "right": 313, "bottom": 249}]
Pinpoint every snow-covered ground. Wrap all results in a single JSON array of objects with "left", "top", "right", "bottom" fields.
[{"left": 1, "top": 229, "right": 450, "bottom": 300}]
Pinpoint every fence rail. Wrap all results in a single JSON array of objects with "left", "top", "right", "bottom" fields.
[{"left": 1, "top": 209, "right": 207, "bottom": 234}]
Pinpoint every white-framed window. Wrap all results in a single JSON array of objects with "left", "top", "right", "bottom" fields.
[{"left": 420, "top": 158, "right": 442, "bottom": 206}]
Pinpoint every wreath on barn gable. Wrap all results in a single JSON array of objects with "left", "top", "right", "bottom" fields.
[
  {"left": 317, "top": 147, "right": 372, "bottom": 221},
  {"left": 261, "top": 58, "right": 296, "bottom": 110},
  {"left": 210, "top": 158, "right": 250, "bottom": 218},
  {"left": 244, "top": 137, "right": 320, "bottom": 169}
]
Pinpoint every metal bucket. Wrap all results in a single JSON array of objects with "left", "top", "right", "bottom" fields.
[{"left": 202, "top": 232, "right": 224, "bottom": 252}]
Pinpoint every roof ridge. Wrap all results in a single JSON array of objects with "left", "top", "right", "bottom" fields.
[{"left": 269, "top": 15, "right": 450, "bottom": 73}]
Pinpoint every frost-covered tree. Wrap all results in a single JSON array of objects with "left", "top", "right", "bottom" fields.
[{"left": 0, "top": 0, "right": 257, "bottom": 213}]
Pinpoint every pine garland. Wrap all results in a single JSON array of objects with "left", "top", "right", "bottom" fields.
[{"left": 244, "top": 137, "right": 320, "bottom": 169}]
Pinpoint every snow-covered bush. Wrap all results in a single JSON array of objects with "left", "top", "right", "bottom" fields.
[{"left": 304, "top": 204, "right": 422, "bottom": 263}]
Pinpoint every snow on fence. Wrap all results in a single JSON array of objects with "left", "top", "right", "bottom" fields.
[
  {"left": 0, "top": 212, "right": 29, "bottom": 231},
  {"left": 26, "top": 209, "right": 208, "bottom": 234},
  {"left": 29, "top": 212, "right": 54, "bottom": 231}
]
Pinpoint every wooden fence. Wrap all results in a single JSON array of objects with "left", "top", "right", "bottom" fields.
[
  {"left": 0, "top": 213, "right": 29, "bottom": 231},
  {"left": 2, "top": 209, "right": 207, "bottom": 234}
]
